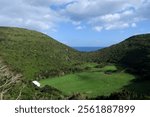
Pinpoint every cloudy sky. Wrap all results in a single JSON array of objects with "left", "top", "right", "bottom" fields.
[{"left": 0, "top": 0, "right": 150, "bottom": 47}]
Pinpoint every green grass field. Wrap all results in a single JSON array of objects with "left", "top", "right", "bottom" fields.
[{"left": 40, "top": 65, "right": 135, "bottom": 97}]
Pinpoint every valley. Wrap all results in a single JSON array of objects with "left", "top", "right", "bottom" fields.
[
  {"left": 40, "top": 64, "right": 135, "bottom": 97},
  {"left": 0, "top": 27, "right": 150, "bottom": 99}
]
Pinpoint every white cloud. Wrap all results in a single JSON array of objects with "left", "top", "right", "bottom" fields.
[
  {"left": 0, "top": 0, "right": 149, "bottom": 32},
  {"left": 93, "top": 26, "right": 103, "bottom": 32},
  {"left": 72, "top": 21, "right": 81, "bottom": 25},
  {"left": 131, "top": 23, "right": 137, "bottom": 27},
  {"left": 62, "top": 0, "right": 140, "bottom": 31},
  {"left": 76, "top": 26, "right": 84, "bottom": 30},
  {"left": 61, "top": 0, "right": 149, "bottom": 31},
  {"left": 0, "top": 0, "right": 60, "bottom": 31},
  {"left": 23, "top": 0, "right": 76, "bottom": 6},
  {"left": 100, "top": 14, "right": 121, "bottom": 23},
  {"left": 122, "top": 10, "right": 134, "bottom": 16},
  {"left": 105, "top": 23, "right": 129, "bottom": 30},
  {"left": 89, "top": 9, "right": 135, "bottom": 30}
]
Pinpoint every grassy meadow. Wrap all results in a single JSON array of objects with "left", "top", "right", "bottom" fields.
[{"left": 40, "top": 64, "right": 135, "bottom": 97}]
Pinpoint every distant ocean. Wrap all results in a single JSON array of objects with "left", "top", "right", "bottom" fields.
[{"left": 73, "top": 47, "right": 103, "bottom": 52}]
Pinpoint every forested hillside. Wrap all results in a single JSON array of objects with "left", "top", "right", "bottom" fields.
[
  {"left": 0, "top": 27, "right": 82, "bottom": 99},
  {"left": 90, "top": 34, "right": 150, "bottom": 79}
]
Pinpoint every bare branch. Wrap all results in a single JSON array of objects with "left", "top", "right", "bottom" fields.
[{"left": 16, "top": 85, "right": 25, "bottom": 100}]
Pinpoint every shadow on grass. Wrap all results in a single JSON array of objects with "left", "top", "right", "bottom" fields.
[
  {"left": 123, "top": 78, "right": 150, "bottom": 96},
  {"left": 115, "top": 64, "right": 150, "bottom": 99}
]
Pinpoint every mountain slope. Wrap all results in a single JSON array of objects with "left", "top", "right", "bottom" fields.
[
  {"left": 0, "top": 27, "right": 80, "bottom": 80},
  {"left": 90, "top": 34, "right": 150, "bottom": 79},
  {"left": 0, "top": 27, "right": 81, "bottom": 99}
]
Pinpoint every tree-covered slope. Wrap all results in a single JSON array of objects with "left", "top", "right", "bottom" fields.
[
  {"left": 0, "top": 27, "right": 82, "bottom": 99},
  {"left": 0, "top": 27, "right": 81, "bottom": 80},
  {"left": 90, "top": 34, "right": 150, "bottom": 79}
]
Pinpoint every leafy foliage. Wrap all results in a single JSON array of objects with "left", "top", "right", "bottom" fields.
[
  {"left": 0, "top": 27, "right": 81, "bottom": 99},
  {"left": 93, "top": 90, "right": 146, "bottom": 100},
  {"left": 90, "top": 34, "right": 150, "bottom": 80},
  {"left": 0, "top": 27, "right": 81, "bottom": 80}
]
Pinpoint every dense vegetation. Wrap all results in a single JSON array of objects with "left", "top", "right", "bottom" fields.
[
  {"left": 0, "top": 27, "right": 82, "bottom": 79},
  {"left": 0, "top": 27, "right": 81, "bottom": 99},
  {"left": 0, "top": 27, "right": 150, "bottom": 99},
  {"left": 89, "top": 34, "right": 150, "bottom": 80}
]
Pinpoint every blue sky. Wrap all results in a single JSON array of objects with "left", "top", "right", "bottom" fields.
[{"left": 0, "top": 0, "right": 150, "bottom": 47}]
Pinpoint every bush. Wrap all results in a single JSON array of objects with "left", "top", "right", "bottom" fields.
[
  {"left": 93, "top": 90, "right": 145, "bottom": 100},
  {"left": 95, "top": 63, "right": 107, "bottom": 68},
  {"left": 68, "top": 93, "right": 88, "bottom": 100}
]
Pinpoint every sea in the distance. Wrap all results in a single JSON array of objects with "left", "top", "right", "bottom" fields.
[{"left": 73, "top": 47, "right": 103, "bottom": 52}]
